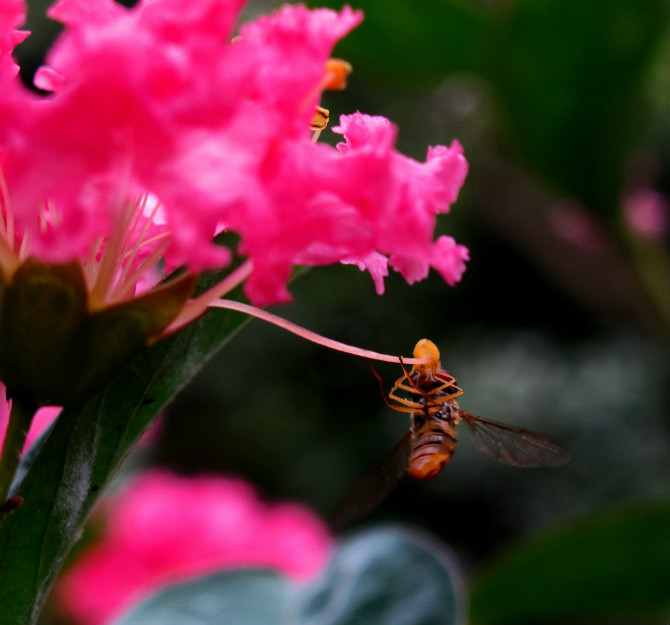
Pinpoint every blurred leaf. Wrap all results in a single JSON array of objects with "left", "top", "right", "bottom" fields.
[
  {"left": 312, "top": 0, "right": 490, "bottom": 84},
  {"left": 300, "top": 525, "right": 463, "bottom": 625},
  {"left": 112, "top": 570, "right": 291, "bottom": 625},
  {"left": 470, "top": 501, "right": 670, "bottom": 625},
  {"left": 0, "top": 269, "right": 251, "bottom": 625},
  {"left": 111, "top": 525, "right": 464, "bottom": 625},
  {"left": 489, "top": 0, "right": 669, "bottom": 217},
  {"left": 320, "top": 0, "right": 668, "bottom": 218}
]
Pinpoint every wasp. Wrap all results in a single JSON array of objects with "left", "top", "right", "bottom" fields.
[{"left": 332, "top": 339, "right": 569, "bottom": 528}]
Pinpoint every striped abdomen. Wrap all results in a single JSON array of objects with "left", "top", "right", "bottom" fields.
[{"left": 408, "top": 407, "right": 458, "bottom": 479}]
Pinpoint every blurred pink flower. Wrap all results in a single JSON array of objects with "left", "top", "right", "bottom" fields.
[
  {"left": 623, "top": 188, "right": 669, "bottom": 240},
  {"left": 1, "top": 0, "right": 468, "bottom": 309},
  {"left": 548, "top": 202, "right": 608, "bottom": 252},
  {"left": 53, "top": 469, "right": 332, "bottom": 625},
  {"left": 0, "top": 384, "right": 59, "bottom": 452}
]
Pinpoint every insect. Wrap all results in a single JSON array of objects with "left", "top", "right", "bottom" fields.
[{"left": 331, "top": 339, "right": 570, "bottom": 528}]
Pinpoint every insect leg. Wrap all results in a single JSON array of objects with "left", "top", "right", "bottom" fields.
[
  {"left": 365, "top": 359, "right": 421, "bottom": 414},
  {"left": 427, "top": 386, "right": 464, "bottom": 402},
  {"left": 387, "top": 394, "right": 424, "bottom": 412}
]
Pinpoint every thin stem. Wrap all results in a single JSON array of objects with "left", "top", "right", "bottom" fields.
[
  {"left": 112, "top": 195, "right": 166, "bottom": 300},
  {"left": 81, "top": 237, "right": 104, "bottom": 289},
  {"left": 0, "top": 235, "right": 19, "bottom": 277},
  {"left": 0, "top": 397, "right": 36, "bottom": 505},
  {"left": 0, "top": 168, "right": 19, "bottom": 275},
  {"left": 207, "top": 299, "right": 431, "bottom": 366},
  {"left": 89, "top": 198, "right": 136, "bottom": 305},
  {"left": 168, "top": 260, "right": 254, "bottom": 331},
  {"left": 110, "top": 235, "right": 170, "bottom": 302},
  {"left": 167, "top": 260, "right": 430, "bottom": 365},
  {"left": 0, "top": 168, "right": 14, "bottom": 245}
]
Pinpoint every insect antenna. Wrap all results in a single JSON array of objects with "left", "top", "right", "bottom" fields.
[{"left": 361, "top": 358, "right": 397, "bottom": 411}]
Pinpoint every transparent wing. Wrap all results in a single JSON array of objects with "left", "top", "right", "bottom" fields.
[
  {"left": 330, "top": 432, "right": 411, "bottom": 531},
  {"left": 460, "top": 411, "right": 570, "bottom": 468}
]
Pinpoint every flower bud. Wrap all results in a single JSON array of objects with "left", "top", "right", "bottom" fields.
[{"left": 0, "top": 260, "right": 194, "bottom": 405}]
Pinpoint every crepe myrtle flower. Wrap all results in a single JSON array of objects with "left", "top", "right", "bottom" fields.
[
  {"left": 52, "top": 469, "right": 333, "bottom": 625},
  {"left": 0, "top": 0, "right": 468, "bottom": 500}
]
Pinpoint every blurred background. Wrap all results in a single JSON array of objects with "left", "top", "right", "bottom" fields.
[
  {"left": 16, "top": 0, "right": 669, "bottom": 622},
  {"left": 160, "top": 0, "right": 668, "bottom": 553}
]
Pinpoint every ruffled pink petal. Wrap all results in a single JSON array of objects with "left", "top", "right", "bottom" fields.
[
  {"left": 231, "top": 112, "right": 469, "bottom": 303},
  {"left": 341, "top": 252, "right": 390, "bottom": 295},
  {"left": 54, "top": 470, "right": 332, "bottom": 625},
  {"left": 0, "top": 0, "right": 467, "bottom": 307}
]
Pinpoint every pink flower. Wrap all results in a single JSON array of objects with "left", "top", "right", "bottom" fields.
[
  {"left": 0, "top": 0, "right": 471, "bottom": 409},
  {"left": 236, "top": 112, "right": 469, "bottom": 302},
  {"left": 623, "top": 188, "right": 669, "bottom": 239},
  {"left": 548, "top": 201, "right": 608, "bottom": 252},
  {"left": 53, "top": 470, "right": 332, "bottom": 625},
  {"left": 1, "top": 0, "right": 468, "bottom": 308},
  {"left": 0, "top": 384, "right": 59, "bottom": 452}
]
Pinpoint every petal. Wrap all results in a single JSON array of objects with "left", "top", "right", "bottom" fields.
[
  {"left": 430, "top": 235, "right": 470, "bottom": 286},
  {"left": 342, "top": 252, "right": 389, "bottom": 294}
]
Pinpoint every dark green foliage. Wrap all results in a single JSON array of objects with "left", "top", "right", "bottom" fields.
[{"left": 470, "top": 502, "right": 670, "bottom": 625}]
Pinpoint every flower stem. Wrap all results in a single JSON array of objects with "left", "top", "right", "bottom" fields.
[
  {"left": 208, "top": 299, "right": 431, "bottom": 366},
  {"left": 0, "top": 397, "right": 35, "bottom": 506},
  {"left": 167, "top": 260, "right": 254, "bottom": 331}
]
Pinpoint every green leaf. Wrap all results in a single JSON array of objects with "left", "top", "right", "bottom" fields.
[
  {"left": 112, "top": 570, "right": 292, "bottom": 625},
  {"left": 488, "top": 0, "right": 669, "bottom": 217},
  {"left": 299, "top": 525, "right": 463, "bottom": 625},
  {"left": 311, "top": 0, "right": 489, "bottom": 85},
  {"left": 469, "top": 501, "right": 670, "bottom": 625},
  {"left": 110, "top": 525, "right": 464, "bottom": 625},
  {"left": 0, "top": 270, "right": 250, "bottom": 625}
]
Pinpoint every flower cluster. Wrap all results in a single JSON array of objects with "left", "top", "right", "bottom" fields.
[
  {"left": 53, "top": 470, "right": 332, "bottom": 625},
  {"left": 1, "top": 0, "right": 468, "bottom": 310},
  {"left": 0, "top": 2, "right": 472, "bottom": 621}
]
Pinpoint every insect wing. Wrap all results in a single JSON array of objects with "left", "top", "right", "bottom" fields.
[
  {"left": 330, "top": 432, "right": 411, "bottom": 530},
  {"left": 461, "top": 412, "right": 570, "bottom": 468}
]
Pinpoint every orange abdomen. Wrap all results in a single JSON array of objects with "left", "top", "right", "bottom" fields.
[{"left": 407, "top": 419, "right": 457, "bottom": 479}]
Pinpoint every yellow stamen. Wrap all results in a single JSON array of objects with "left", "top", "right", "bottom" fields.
[
  {"left": 322, "top": 58, "right": 352, "bottom": 91},
  {"left": 310, "top": 106, "right": 330, "bottom": 131}
]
